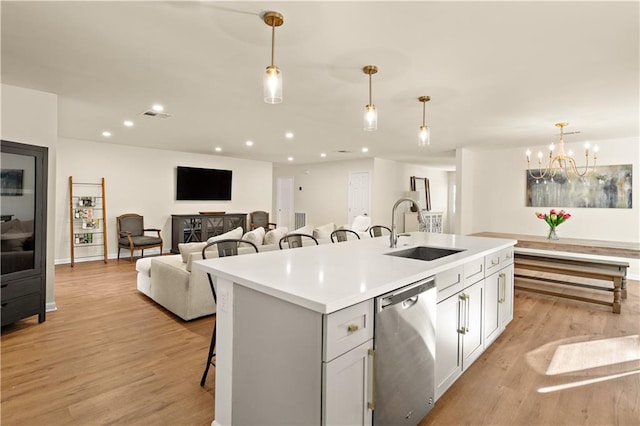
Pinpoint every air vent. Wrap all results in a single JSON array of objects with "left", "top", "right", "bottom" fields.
[
  {"left": 336, "top": 150, "right": 352, "bottom": 154},
  {"left": 141, "top": 110, "right": 172, "bottom": 119}
]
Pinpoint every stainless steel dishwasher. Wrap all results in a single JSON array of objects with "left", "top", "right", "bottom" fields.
[{"left": 374, "top": 277, "right": 436, "bottom": 425}]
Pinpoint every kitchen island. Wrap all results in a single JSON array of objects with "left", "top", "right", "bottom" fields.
[{"left": 193, "top": 232, "right": 516, "bottom": 426}]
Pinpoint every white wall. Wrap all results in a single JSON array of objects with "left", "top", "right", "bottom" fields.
[
  {"left": 1, "top": 84, "right": 58, "bottom": 309},
  {"left": 274, "top": 157, "right": 451, "bottom": 232},
  {"left": 55, "top": 138, "right": 273, "bottom": 263},
  {"left": 462, "top": 137, "right": 640, "bottom": 278},
  {"left": 273, "top": 159, "right": 374, "bottom": 228}
]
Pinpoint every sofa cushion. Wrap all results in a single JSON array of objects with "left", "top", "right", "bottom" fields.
[
  {"left": 313, "top": 223, "right": 336, "bottom": 240},
  {"left": 242, "top": 227, "right": 265, "bottom": 246},
  {"left": 206, "top": 226, "right": 243, "bottom": 244},
  {"left": 264, "top": 227, "right": 288, "bottom": 246},
  {"left": 294, "top": 224, "right": 314, "bottom": 235},
  {"left": 178, "top": 242, "right": 207, "bottom": 264}
]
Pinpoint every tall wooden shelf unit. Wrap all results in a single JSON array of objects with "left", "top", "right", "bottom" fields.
[{"left": 69, "top": 177, "right": 108, "bottom": 266}]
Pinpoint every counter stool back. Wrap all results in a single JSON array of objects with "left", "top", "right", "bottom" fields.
[
  {"left": 369, "top": 225, "right": 391, "bottom": 238},
  {"left": 330, "top": 229, "right": 361, "bottom": 243},
  {"left": 279, "top": 233, "right": 318, "bottom": 249},
  {"left": 200, "top": 239, "right": 258, "bottom": 386}
]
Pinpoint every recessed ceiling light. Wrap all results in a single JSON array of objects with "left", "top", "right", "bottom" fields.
[
  {"left": 102, "top": 131, "right": 112, "bottom": 137},
  {"left": 245, "top": 140, "right": 254, "bottom": 147},
  {"left": 287, "top": 156, "right": 294, "bottom": 161},
  {"left": 362, "top": 147, "right": 369, "bottom": 153},
  {"left": 214, "top": 147, "right": 222, "bottom": 152},
  {"left": 152, "top": 104, "right": 164, "bottom": 112},
  {"left": 320, "top": 153, "right": 327, "bottom": 158},
  {"left": 285, "top": 132, "right": 294, "bottom": 139},
  {"left": 123, "top": 120, "right": 134, "bottom": 127}
]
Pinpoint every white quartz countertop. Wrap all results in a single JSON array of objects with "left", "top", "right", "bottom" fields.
[{"left": 193, "top": 232, "right": 516, "bottom": 314}]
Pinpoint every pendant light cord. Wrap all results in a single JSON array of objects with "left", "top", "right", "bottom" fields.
[{"left": 271, "top": 23, "right": 276, "bottom": 66}]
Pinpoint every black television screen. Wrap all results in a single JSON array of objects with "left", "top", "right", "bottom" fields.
[{"left": 176, "top": 166, "right": 232, "bottom": 200}]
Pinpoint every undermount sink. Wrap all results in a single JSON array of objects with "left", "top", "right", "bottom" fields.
[{"left": 385, "top": 246, "right": 466, "bottom": 261}]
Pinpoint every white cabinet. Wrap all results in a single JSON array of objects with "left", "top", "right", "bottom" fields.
[
  {"left": 322, "top": 299, "right": 374, "bottom": 425},
  {"left": 435, "top": 278, "right": 484, "bottom": 400},
  {"left": 323, "top": 340, "right": 373, "bottom": 426},
  {"left": 484, "top": 263, "right": 514, "bottom": 346}
]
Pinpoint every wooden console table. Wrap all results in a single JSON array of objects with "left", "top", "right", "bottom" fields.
[{"left": 470, "top": 232, "right": 640, "bottom": 259}]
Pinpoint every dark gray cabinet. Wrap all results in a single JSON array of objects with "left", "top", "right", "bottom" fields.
[
  {"left": 1, "top": 140, "right": 48, "bottom": 326},
  {"left": 171, "top": 213, "right": 247, "bottom": 253}
]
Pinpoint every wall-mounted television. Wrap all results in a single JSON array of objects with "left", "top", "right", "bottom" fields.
[{"left": 176, "top": 166, "right": 232, "bottom": 201}]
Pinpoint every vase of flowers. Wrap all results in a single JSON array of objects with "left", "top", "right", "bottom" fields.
[{"left": 535, "top": 209, "right": 571, "bottom": 240}]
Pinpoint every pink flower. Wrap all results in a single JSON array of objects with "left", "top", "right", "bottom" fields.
[
  {"left": 550, "top": 209, "right": 557, "bottom": 215},
  {"left": 563, "top": 213, "right": 571, "bottom": 219}
]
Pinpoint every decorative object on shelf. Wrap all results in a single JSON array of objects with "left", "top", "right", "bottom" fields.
[
  {"left": 526, "top": 164, "right": 632, "bottom": 209},
  {"left": 526, "top": 122, "right": 599, "bottom": 180},
  {"left": 535, "top": 208, "right": 571, "bottom": 240},
  {"left": 262, "top": 11, "right": 284, "bottom": 104},
  {"left": 363, "top": 65, "right": 378, "bottom": 131},
  {"left": 418, "top": 96, "right": 431, "bottom": 146}
]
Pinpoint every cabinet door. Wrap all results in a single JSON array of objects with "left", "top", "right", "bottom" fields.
[
  {"left": 323, "top": 340, "right": 373, "bottom": 426},
  {"left": 498, "top": 264, "right": 514, "bottom": 329},
  {"left": 435, "top": 293, "right": 463, "bottom": 400},
  {"left": 484, "top": 265, "right": 514, "bottom": 347},
  {"left": 484, "top": 272, "right": 501, "bottom": 346},
  {"left": 461, "top": 280, "right": 484, "bottom": 369}
]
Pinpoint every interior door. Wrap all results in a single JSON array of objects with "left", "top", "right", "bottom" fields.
[
  {"left": 275, "top": 176, "right": 294, "bottom": 229},
  {"left": 348, "top": 171, "right": 370, "bottom": 225}
]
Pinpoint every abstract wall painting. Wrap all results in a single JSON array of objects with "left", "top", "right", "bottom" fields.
[{"left": 526, "top": 164, "right": 632, "bottom": 208}]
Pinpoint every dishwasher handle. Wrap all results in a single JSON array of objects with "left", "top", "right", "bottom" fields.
[{"left": 377, "top": 277, "right": 435, "bottom": 312}]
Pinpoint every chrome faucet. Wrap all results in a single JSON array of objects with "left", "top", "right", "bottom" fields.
[{"left": 390, "top": 197, "right": 425, "bottom": 248}]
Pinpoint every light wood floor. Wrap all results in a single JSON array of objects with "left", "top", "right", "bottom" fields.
[{"left": 2, "top": 260, "right": 639, "bottom": 425}]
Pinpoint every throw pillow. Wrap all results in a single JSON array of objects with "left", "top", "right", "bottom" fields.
[
  {"left": 206, "top": 226, "right": 244, "bottom": 244},
  {"left": 178, "top": 242, "right": 207, "bottom": 264},
  {"left": 313, "top": 223, "right": 336, "bottom": 240},
  {"left": 242, "top": 227, "right": 265, "bottom": 246},
  {"left": 264, "top": 226, "right": 288, "bottom": 246}
]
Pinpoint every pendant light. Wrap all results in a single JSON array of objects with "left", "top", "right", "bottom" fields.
[
  {"left": 418, "top": 96, "right": 431, "bottom": 146},
  {"left": 263, "top": 11, "right": 284, "bottom": 104},
  {"left": 363, "top": 65, "right": 378, "bottom": 131}
]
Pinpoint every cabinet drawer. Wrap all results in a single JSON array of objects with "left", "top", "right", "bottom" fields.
[
  {"left": 464, "top": 257, "right": 485, "bottom": 285},
  {"left": 0, "top": 276, "right": 41, "bottom": 300},
  {"left": 436, "top": 266, "right": 464, "bottom": 302},
  {"left": 1, "top": 292, "right": 41, "bottom": 325},
  {"left": 323, "top": 299, "right": 373, "bottom": 362},
  {"left": 501, "top": 247, "right": 514, "bottom": 266},
  {"left": 485, "top": 251, "right": 502, "bottom": 274}
]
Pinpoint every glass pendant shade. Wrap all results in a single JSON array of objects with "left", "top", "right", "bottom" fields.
[
  {"left": 264, "top": 65, "right": 283, "bottom": 104},
  {"left": 419, "top": 125, "right": 430, "bottom": 146},
  {"left": 364, "top": 104, "right": 377, "bottom": 131}
]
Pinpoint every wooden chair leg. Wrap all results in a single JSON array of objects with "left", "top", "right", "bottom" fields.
[{"left": 613, "top": 277, "right": 621, "bottom": 314}]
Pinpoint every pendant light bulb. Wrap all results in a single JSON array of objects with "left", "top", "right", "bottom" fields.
[
  {"left": 263, "top": 11, "right": 284, "bottom": 104},
  {"left": 418, "top": 96, "right": 431, "bottom": 147},
  {"left": 363, "top": 65, "right": 378, "bottom": 131}
]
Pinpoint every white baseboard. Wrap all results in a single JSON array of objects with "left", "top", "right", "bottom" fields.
[{"left": 46, "top": 302, "right": 57, "bottom": 312}]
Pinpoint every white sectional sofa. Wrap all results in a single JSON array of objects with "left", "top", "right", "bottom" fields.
[{"left": 135, "top": 223, "right": 355, "bottom": 321}]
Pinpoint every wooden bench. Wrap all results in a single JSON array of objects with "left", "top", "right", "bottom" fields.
[{"left": 514, "top": 253, "right": 628, "bottom": 314}]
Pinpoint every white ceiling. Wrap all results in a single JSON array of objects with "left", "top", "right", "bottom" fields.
[{"left": 2, "top": 1, "right": 638, "bottom": 168}]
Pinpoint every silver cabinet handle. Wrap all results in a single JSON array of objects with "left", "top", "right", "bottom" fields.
[
  {"left": 465, "top": 293, "right": 470, "bottom": 333},
  {"left": 368, "top": 349, "right": 376, "bottom": 410}
]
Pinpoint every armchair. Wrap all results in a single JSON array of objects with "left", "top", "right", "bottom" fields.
[
  {"left": 249, "top": 211, "right": 276, "bottom": 232},
  {"left": 117, "top": 213, "right": 163, "bottom": 262}
]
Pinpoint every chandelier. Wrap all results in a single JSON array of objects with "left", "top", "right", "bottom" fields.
[{"left": 526, "top": 122, "right": 598, "bottom": 180}]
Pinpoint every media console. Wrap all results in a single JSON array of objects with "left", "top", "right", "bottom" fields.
[{"left": 170, "top": 213, "right": 247, "bottom": 253}]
